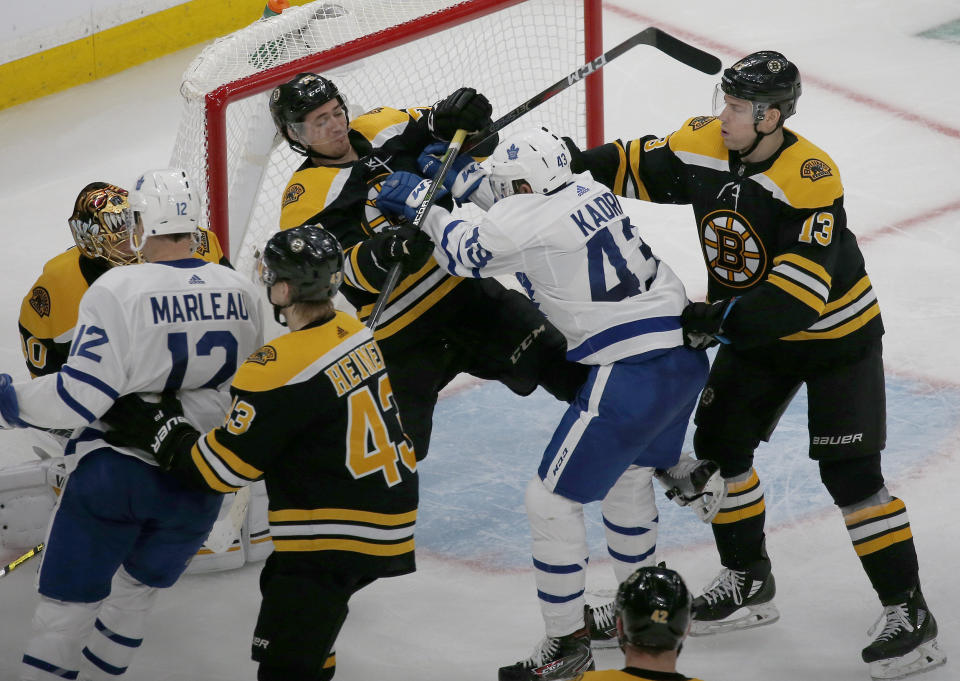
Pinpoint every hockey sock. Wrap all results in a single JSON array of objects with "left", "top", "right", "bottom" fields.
[
  {"left": 711, "top": 468, "right": 769, "bottom": 573},
  {"left": 600, "top": 465, "right": 658, "bottom": 583}
]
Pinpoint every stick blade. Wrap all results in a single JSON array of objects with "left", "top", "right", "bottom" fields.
[{"left": 648, "top": 28, "right": 722, "bottom": 74}]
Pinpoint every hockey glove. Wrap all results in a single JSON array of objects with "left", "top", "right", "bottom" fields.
[
  {"left": 418, "top": 142, "right": 487, "bottom": 205},
  {"left": 0, "top": 374, "right": 27, "bottom": 429},
  {"left": 369, "top": 223, "right": 434, "bottom": 275},
  {"left": 654, "top": 453, "right": 727, "bottom": 523},
  {"left": 428, "top": 86, "right": 493, "bottom": 140},
  {"left": 102, "top": 392, "right": 200, "bottom": 471},
  {"left": 561, "top": 136, "right": 585, "bottom": 174},
  {"left": 681, "top": 299, "right": 736, "bottom": 350},
  {"left": 375, "top": 170, "right": 447, "bottom": 222}
]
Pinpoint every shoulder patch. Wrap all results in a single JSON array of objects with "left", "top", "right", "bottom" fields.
[
  {"left": 29, "top": 287, "right": 51, "bottom": 317},
  {"left": 337, "top": 325, "right": 349, "bottom": 338},
  {"left": 194, "top": 229, "right": 211, "bottom": 256},
  {"left": 246, "top": 345, "right": 278, "bottom": 366},
  {"left": 282, "top": 183, "right": 306, "bottom": 208},
  {"left": 365, "top": 107, "right": 384, "bottom": 115},
  {"left": 800, "top": 158, "right": 833, "bottom": 181},
  {"left": 688, "top": 115, "right": 717, "bottom": 130}
]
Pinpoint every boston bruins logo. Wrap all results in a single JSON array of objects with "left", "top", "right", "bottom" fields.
[
  {"left": 362, "top": 172, "right": 397, "bottom": 235},
  {"left": 194, "top": 229, "right": 210, "bottom": 256},
  {"left": 699, "top": 209, "right": 767, "bottom": 289},
  {"left": 800, "top": 158, "right": 832, "bottom": 181},
  {"left": 282, "top": 183, "right": 305, "bottom": 208},
  {"left": 245, "top": 345, "right": 278, "bottom": 366},
  {"left": 688, "top": 116, "right": 716, "bottom": 131},
  {"left": 29, "top": 286, "right": 51, "bottom": 317}
]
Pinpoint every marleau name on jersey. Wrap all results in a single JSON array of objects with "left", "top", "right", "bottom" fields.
[{"left": 148, "top": 290, "right": 250, "bottom": 325}]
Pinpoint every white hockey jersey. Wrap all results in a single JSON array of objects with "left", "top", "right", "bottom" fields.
[
  {"left": 14, "top": 258, "right": 264, "bottom": 470},
  {"left": 422, "top": 172, "right": 688, "bottom": 365}
]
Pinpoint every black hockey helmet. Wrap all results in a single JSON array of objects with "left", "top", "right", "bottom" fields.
[
  {"left": 269, "top": 72, "right": 346, "bottom": 155},
  {"left": 258, "top": 223, "right": 344, "bottom": 303},
  {"left": 616, "top": 566, "right": 692, "bottom": 650},
  {"left": 718, "top": 51, "right": 801, "bottom": 123}
]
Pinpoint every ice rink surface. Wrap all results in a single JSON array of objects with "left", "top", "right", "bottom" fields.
[{"left": 1, "top": 1, "right": 959, "bottom": 679}]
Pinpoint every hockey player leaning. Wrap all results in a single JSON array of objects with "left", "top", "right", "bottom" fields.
[
  {"left": 0, "top": 169, "right": 264, "bottom": 681},
  {"left": 569, "top": 51, "right": 945, "bottom": 679},
  {"left": 101, "top": 224, "right": 418, "bottom": 681},
  {"left": 269, "top": 73, "right": 589, "bottom": 462},
  {"left": 376, "top": 126, "right": 711, "bottom": 681}
]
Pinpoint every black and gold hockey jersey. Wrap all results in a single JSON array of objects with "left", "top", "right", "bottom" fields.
[
  {"left": 174, "top": 311, "right": 418, "bottom": 578},
  {"left": 580, "top": 668, "right": 703, "bottom": 681},
  {"left": 581, "top": 116, "right": 883, "bottom": 363},
  {"left": 278, "top": 105, "right": 496, "bottom": 340},
  {"left": 18, "top": 230, "right": 228, "bottom": 378}
]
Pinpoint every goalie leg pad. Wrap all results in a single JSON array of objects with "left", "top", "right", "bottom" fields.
[
  {"left": 526, "top": 476, "right": 589, "bottom": 637},
  {"left": 654, "top": 452, "right": 727, "bottom": 522},
  {"left": 0, "top": 459, "right": 63, "bottom": 551},
  {"left": 600, "top": 465, "right": 658, "bottom": 583},
  {"left": 80, "top": 566, "right": 158, "bottom": 680},
  {"left": 243, "top": 479, "right": 273, "bottom": 563},
  {"left": 21, "top": 596, "right": 99, "bottom": 681},
  {"left": 184, "top": 492, "right": 246, "bottom": 574}
]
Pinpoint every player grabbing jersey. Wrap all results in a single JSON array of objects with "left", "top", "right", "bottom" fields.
[
  {"left": 376, "top": 127, "right": 709, "bottom": 681},
  {"left": 101, "top": 224, "right": 417, "bottom": 681},
  {"left": 569, "top": 51, "right": 944, "bottom": 679},
  {"left": 0, "top": 169, "right": 264, "bottom": 681}
]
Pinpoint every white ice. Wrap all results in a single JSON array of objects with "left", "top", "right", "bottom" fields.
[{"left": 1, "top": 1, "right": 959, "bottom": 680}]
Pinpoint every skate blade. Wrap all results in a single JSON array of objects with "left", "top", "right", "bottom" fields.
[
  {"left": 689, "top": 602, "right": 780, "bottom": 637},
  {"left": 869, "top": 639, "right": 947, "bottom": 680}
]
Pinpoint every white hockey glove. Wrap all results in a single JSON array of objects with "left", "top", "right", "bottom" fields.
[
  {"left": 0, "top": 374, "right": 27, "bottom": 429},
  {"left": 654, "top": 453, "right": 726, "bottom": 523},
  {"left": 418, "top": 142, "right": 487, "bottom": 205}
]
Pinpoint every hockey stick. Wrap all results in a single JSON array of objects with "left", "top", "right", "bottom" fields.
[
  {"left": 365, "top": 29, "right": 719, "bottom": 329},
  {"left": 0, "top": 543, "right": 44, "bottom": 578},
  {"left": 366, "top": 128, "right": 469, "bottom": 329},
  {"left": 461, "top": 27, "right": 721, "bottom": 154}
]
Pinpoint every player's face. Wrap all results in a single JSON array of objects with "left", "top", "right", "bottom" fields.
[
  {"left": 715, "top": 93, "right": 760, "bottom": 152},
  {"left": 291, "top": 99, "right": 352, "bottom": 160}
]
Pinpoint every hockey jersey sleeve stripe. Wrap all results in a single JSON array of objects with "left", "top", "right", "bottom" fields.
[
  {"left": 203, "top": 430, "right": 264, "bottom": 480},
  {"left": 55, "top": 373, "right": 97, "bottom": 423},
  {"left": 270, "top": 522, "right": 413, "bottom": 541},
  {"left": 770, "top": 263, "right": 830, "bottom": 301},
  {"left": 343, "top": 244, "right": 378, "bottom": 293},
  {"left": 60, "top": 365, "right": 120, "bottom": 401},
  {"left": 611, "top": 141, "right": 631, "bottom": 198},
  {"left": 772, "top": 253, "right": 831, "bottom": 286},
  {"left": 367, "top": 275, "right": 462, "bottom": 339},
  {"left": 822, "top": 275, "right": 871, "bottom": 314},
  {"left": 188, "top": 433, "right": 259, "bottom": 493},
  {"left": 272, "top": 537, "right": 415, "bottom": 555},
  {"left": 781, "top": 301, "right": 879, "bottom": 341},
  {"left": 804, "top": 286, "right": 877, "bottom": 332},
  {"left": 767, "top": 274, "right": 828, "bottom": 313},
  {"left": 566, "top": 316, "right": 681, "bottom": 362},
  {"left": 625, "top": 140, "right": 652, "bottom": 201},
  {"left": 270, "top": 507, "right": 417, "bottom": 525}
]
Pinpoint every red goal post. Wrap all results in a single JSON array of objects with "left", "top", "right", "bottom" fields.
[{"left": 170, "top": 0, "right": 603, "bottom": 274}]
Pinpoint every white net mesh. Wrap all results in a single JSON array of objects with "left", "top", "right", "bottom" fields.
[{"left": 169, "top": 0, "right": 595, "bottom": 277}]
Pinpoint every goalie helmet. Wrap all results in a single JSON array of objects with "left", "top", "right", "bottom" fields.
[
  {"left": 616, "top": 565, "right": 692, "bottom": 651},
  {"left": 257, "top": 223, "right": 344, "bottom": 303},
  {"left": 270, "top": 72, "right": 347, "bottom": 155},
  {"left": 715, "top": 51, "right": 801, "bottom": 124},
  {"left": 68, "top": 182, "right": 138, "bottom": 266},
  {"left": 487, "top": 126, "right": 574, "bottom": 201},
  {"left": 128, "top": 169, "right": 200, "bottom": 243}
]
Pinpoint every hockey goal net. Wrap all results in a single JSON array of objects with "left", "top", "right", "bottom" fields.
[{"left": 169, "top": 0, "right": 603, "bottom": 276}]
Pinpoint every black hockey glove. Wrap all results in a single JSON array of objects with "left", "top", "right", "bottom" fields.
[
  {"left": 681, "top": 299, "right": 736, "bottom": 350},
  {"left": 102, "top": 392, "right": 200, "bottom": 471},
  {"left": 561, "top": 136, "right": 585, "bottom": 174},
  {"left": 369, "top": 223, "right": 434, "bottom": 275},
  {"left": 428, "top": 87, "right": 493, "bottom": 140}
]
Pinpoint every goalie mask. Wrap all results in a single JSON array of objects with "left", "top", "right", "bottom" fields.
[
  {"left": 128, "top": 169, "right": 201, "bottom": 254},
  {"left": 257, "top": 223, "right": 344, "bottom": 304},
  {"left": 68, "top": 182, "right": 138, "bottom": 267},
  {"left": 487, "top": 126, "right": 574, "bottom": 201},
  {"left": 616, "top": 565, "right": 692, "bottom": 651}
]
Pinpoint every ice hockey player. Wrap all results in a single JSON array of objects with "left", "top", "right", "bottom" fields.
[
  {"left": 567, "top": 50, "right": 945, "bottom": 679},
  {"left": 580, "top": 565, "right": 705, "bottom": 681},
  {"left": 100, "top": 223, "right": 417, "bottom": 681},
  {"left": 375, "top": 126, "right": 711, "bottom": 680},
  {"left": 3, "top": 180, "right": 272, "bottom": 576},
  {"left": 0, "top": 168, "right": 264, "bottom": 681},
  {"left": 269, "top": 72, "right": 589, "bottom": 463}
]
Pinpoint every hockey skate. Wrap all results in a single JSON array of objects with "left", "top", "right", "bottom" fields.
[
  {"left": 586, "top": 601, "right": 618, "bottom": 649},
  {"left": 862, "top": 587, "right": 946, "bottom": 680},
  {"left": 654, "top": 454, "right": 726, "bottom": 522},
  {"left": 498, "top": 624, "right": 594, "bottom": 681},
  {"left": 689, "top": 568, "right": 779, "bottom": 636}
]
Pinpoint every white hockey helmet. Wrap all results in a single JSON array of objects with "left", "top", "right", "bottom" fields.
[
  {"left": 128, "top": 168, "right": 201, "bottom": 241},
  {"left": 487, "top": 126, "right": 573, "bottom": 200}
]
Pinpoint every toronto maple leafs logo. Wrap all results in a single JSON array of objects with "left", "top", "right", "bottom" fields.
[{"left": 506, "top": 143, "right": 520, "bottom": 160}]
